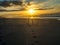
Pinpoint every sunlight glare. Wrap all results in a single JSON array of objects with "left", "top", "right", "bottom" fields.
[{"left": 28, "top": 9, "right": 35, "bottom": 14}]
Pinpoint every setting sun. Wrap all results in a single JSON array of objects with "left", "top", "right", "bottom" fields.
[{"left": 28, "top": 9, "right": 35, "bottom": 14}]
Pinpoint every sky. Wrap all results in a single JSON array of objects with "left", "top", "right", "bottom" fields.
[
  {"left": 0, "top": 0, "right": 60, "bottom": 9},
  {"left": 0, "top": 0, "right": 60, "bottom": 18}
]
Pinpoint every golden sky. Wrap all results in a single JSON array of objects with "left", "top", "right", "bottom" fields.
[{"left": 0, "top": 0, "right": 60, "bottom": 18}]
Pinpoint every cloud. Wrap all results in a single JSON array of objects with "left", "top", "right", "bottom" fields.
[
  {"left": 0, "top": 0, "right": 60, "bottom": 13},
  {"left": 39, "top": 0, "right": 60, "bottom": 8},
  {"left": 0, "top": 5, "right": 22, "bottom": 10}
]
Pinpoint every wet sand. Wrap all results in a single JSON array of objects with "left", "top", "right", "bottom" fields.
[{"left": 0, "top": 18, "right": 60, "bottom": 45}]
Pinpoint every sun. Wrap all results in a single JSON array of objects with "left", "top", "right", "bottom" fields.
[{"left": 28, "top": 9, "right": 35, "bottom": 14}]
